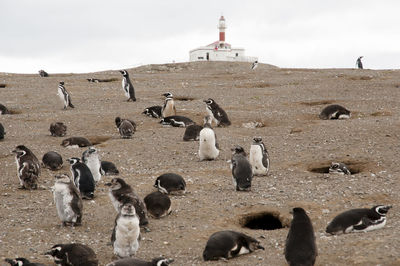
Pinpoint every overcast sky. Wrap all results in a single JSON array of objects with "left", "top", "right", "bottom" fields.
[{"left": 1, "top": 0, "right": 399, "bottom": 73}]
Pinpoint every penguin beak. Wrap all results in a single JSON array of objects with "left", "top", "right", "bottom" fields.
[
  {"left": 203, "top": 99, "right": 208, "bottom": 103},
  {"left": 257, "top": 244, "right": 265, "bottom": 250}
]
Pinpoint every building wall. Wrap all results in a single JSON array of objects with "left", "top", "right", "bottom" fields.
[{"left": 189, "top": 48, "right": 256, "bottom": 62}]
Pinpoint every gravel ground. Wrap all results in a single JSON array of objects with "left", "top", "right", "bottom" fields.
[{"left": 0, "top": 61, "right": 399, "bottom": 266}]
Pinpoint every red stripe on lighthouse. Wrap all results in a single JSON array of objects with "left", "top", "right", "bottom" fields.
[{"left": 219, "top": 32, "right": 225, "bottom": 42}]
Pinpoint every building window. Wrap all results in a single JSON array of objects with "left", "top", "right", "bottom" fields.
[
  {"left": 235, "top": 53, "right": 238, "bottom": 57},
  {"left": 198, "top": 57, "right": 204, "bottom": 60}
]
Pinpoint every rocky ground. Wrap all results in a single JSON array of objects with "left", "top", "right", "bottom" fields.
[{"left": 0, "top": 61, "right": 399, "bottom": 266}]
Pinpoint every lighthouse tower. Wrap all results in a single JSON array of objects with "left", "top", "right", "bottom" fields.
[{"left": 218, "top": 16, "right": 226, "bottom": 48}]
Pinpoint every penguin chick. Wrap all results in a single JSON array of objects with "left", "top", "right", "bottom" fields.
[
  {"left": 106, "top": 257, "right": 174, "bottom": 266},
  {"left": 45, "top": 243, "right": 98, "bottom": 266},
  {"left": 42, "top": 151, "right": 63, "bottom": 171},
  {"left": 100, "top": 161, "right": 119, "bottom": 176},
  {"left": 82, "top": 147, "right": 102, "bottom": 183},
  {"left": 203, "top": 230, "right": 264, "bottom": 261},
  {"left": 61, "top": 137, "right": 92, "bottom": 148},
  {"left": 198, "top": 116, "right": 219, "bottom": 161},
  {"left": 204, "top": 98, "right": 231, "bottom": 127},
  {"left": 52, "top": 174, "right": 83, "bottom": 226},
  {"left": 50, "top": 122, "right": 67, "bottom": 137},
  {"left": 115, "top": 117, "right": 136, "bottom": 139},
  {"left": 12, "top": 145, "right": 41, "bottom": 189},
  {"left": 285, "top": 207, "right": 317, "bottom": 266},
  {"left": 249, "top": 137, "right": 270, "bottom": 176},
  {"left": 67, "top": 157, "right": 95, "bottom": 199},
  {"left": 5, "top": 258, "right": 45, "bottom": 266},
  {"left": 112, "top": 202, "right": 141, "bottom": 258},
  {"left": 231, "top": 146, "right": 252, "bottom": 191},
  {"left": 144, "top": 191, "right": 172, "bottom": 218},
  {"left": 329, "top": 162, "right": 351, "bottom": 175}
]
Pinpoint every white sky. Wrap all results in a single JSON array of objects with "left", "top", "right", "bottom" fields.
[{"left": 1, "top": 0, "right": 399, "bottom": 73}]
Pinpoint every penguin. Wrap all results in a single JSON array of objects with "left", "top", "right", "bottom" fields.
[
  {"left": 183, "top": 124, "right": 203, "bottom": 141},
  {"left": 319, "top": 104, "right": 351, "bottom": 120},
  {"left": 231, "top": 146, "right": 253, "bottom": 191},
  {"left": 112, "top": 202, "right": 141, "bottom": 258},
  {"left": 87, "top": 78, "right": 100, "bottom": 83},
  {"left": 61, "top": 137, "right": 92, "bottom": 148},
  {"left": 251, "top": 60, "right": 258, "bottom": 70},
  {"left": 203, "top": 230, "right": 264, "bottom": 261},
  {"left": 106, "top": 257, "right": 174, "bottom": 266},
  {"left": 5, "top": 258, "right": 45, "bottom": 266},
  {"left": 57, "top": 81, "right": 74, "bottom": 109},
  {"left": 42, "top": 151, "right": 63, "bottom": 170},
  {"left": 52, "top": 174, "right": 83, "bottom": 226},
  {"left": 38, "top": 70, "right": 48, "bottom": 77},
  {"left": 12, "top": 145, "right": 41, "bottom": 189},
  {"left": 101, "top": 160, "right": 119, "bottom": 176},
  {"left": 50, "top": 122, "right": 67, "bottom": 137},
  {"left": 285, "top": 207, "right": 317, "bottom": 266},
  {"left": 105, "top": 177, "right": 149, "bottom": 226},
  {"left": 0, "top": 103, "right": 11, "bottom": 114},
  {"left": 356, "top": 56, "right": 363, "bottom": 69},
  {"left": 67, "top": 157, "right": 95, "bottom": 199},
  {"left": 0, "top": 122, "right": 5, "bottom": 140},
  {"left": 198, "top": 115, "right": 219, "bottom": 161},
  {"left": 120, "top": 70, "right": 136, "bottom": 102},
  {"left": 326, "top": 205, "right": 392, "bottom": 235},
  {"left": 142, "top": 105, "right": 162, "bottom": 118},
  {"left": 45, "top": 243, "right": 98, "bottom": 266},
  {"left": 204, "top": 98, "right": 231, "bottom": 127},
  {"left": 160, "top": 115, "right": 195, "bottom": 127},
  {"left": 81, "top": 147, "right": 102, "bottom": 183},
  {"left": 144, "top": 191, "right": 172, "bottom": 219},
  {"left": 154, "top": 173, "right": 186, "bottom": 195},
  {"left": 249, "top": 137, "right": 270, "bottom": 176},
  {"left": 161, "top": 92, "right": 176, "bottom": 118},
  {"left": 115, "top": 117, "right": 136, "bottom": 139},
  {"left": 329, "top": 162, "right": 351, "bottom": 175}
]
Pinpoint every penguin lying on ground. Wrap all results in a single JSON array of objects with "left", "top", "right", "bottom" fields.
[
  {"left": 45, "top": 243, "right": 98, "bottom": 266},
  {"left": 160, "top": 115, "right": 195, "bottom": 127},
  {"left": 61, "top": 137, "right": 92, "bottom": 148},
  {"left": 5, "top": 258, "right": 45, "bottom": 266},
  {"left": 144, "top": 191, "right": 172, "bottom": 218},
  {"left": 106, "top": 257, "right": 174, "bottom": 266},
  {"left": 50, "top": 122, "right": 67, "bottom": 137},
  {"left": 42, "top": 151, "right": 63, "bottom": 171},
  {"left": 319, "top": 104, "right": 350, "bottom": 120},
  {"left": 142, "top": 106, "right": 162, "bottom": 118},
  {"left": 154, "top": 173, "right": 186, "bottom": 195}
]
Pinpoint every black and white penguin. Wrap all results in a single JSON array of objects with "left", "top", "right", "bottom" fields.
[
  {"left": 87, "top": 78, "right": 100, "bottom": 83},
  {"left": 329, "top": 162, "right": 351, "bottom": 175},
  {"left": 115, "top": 117, "right": 136, "bottom": 139},
  {"left": 0, "top": 103, "right": 11, "bottom": 114},
  {"left": 101, "top": 161, "right": 119, "bottom": 176},
  {"left": 50, "top": 122, "right": 67, "bottom": 137},
  {"left": 82, "top": 147, "right": 102, "bottom": 183},
  {"left": 249, "top": 137, "right": 270, "bottom": 176},
  {"left": 45, "top": 243, "right": 98, "bottom": 266},
  {"left": 326, "top": 205, "right": 392, "bottom": 235},
  {"left": 112, "top": 202, "right": 141, "bottom": 258},
  {"left": 120, "top": 70, "right": 136, "bottom": 102},
  {"left": 161, "top": 92, "right": 176, "bottom": 118},
  {"left": 106, "top": 257, "right": 174, "bottom": 266},
  {"left": 57, "top": 81, "right": 74, "bottom": 109},
  {"left": 356, "top": 56, "right": 363, "bottom": 69},
  {"left": 285, "top": 207, "right": 317, "bottom": 266},
  {"left": 105, "top": 177, "right": 149, "bottom": 226},
  {"left": 204, "top": 98, "right": 231, "bottom": 127},
  {"left": 144, "top": 191, "right": 172, "bottom": 219},
  {"left": 251, "top": 60, "right": 258, "bottom": 70},
  {"left": 142, "top": 105, "right": 162, "bottom": 118},
  {"left": 38, "top": 70, "right": 48, "bottom": 77},
  {"left": 52, "top": 174, "right": 83, "bottom": 226},
  {"left": 154, "top": 173, "right": 186, "bottom": 195},
  {"left": 61, "top": 137, "right": 92, "bottom": 148},
  {"left": 42, "top": 151, "right": 63, "bottom": 171},
  {"left": 231, "top": 146, "right": 253, "bottom": 191},
  {"left": 198, "top": 115, "right": 219, "bottom": 161},
  {"left": 5, "top": 258, "right": 45, "bottom": 266},
  {"left": 203, "top": 230, "right": 264, "bottom": 261},
  {"left": 319, "top": 104, "right": 351, "bottom": 120},
  {"left": 12, "top": 145, "right": 41, "bottom": 189},
  {"left": 67, "top": 157, "right": 95, "bottom": 199},
  {"left": 0, "top": 122, "right": 5, "bottom": 140},
  {"left": 160, "top": 115, "right": 195, "bottom": 127}
]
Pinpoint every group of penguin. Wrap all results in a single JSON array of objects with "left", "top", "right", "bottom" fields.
[{"left": 2, "top": 66, "right": 393, "bottom": 266}]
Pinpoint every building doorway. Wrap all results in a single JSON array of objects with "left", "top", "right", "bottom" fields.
[{"left": 206, "top": 53, "right": 209, "bottom": 61}]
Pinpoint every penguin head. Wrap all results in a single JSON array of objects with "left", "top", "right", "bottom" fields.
[
  {"left": 4, "top": 258, "right": 32, "bottom": 266},
  {"left": 163, "top": 92, "right": 173, "bottom": 98},
  {"left": 203, "top": 115, "right": 213, "bottom": 127},
  {"left": 253, "top": 137, "right": 263, "bottom": 144},
  {"left": 203, "top": 98, "right": 214, "bottom": 106},
  {"left": 120, "top": 202, "right": 136, "bottom": 216},
  {"left": 291, "top": 207, "right": 307, "bottom": 217},
  {"left": 55, "top": 174, "right": 71, "bottom": 184},
  {"left": 82, "top": 147, "right": 97, "bottom": 159},
  {"left": 59, "top": 81, "right": 64, "bottom": 86},
  {"left": 12, "top": 145, "right": 28, "bottom": 158},
  {"left": 329, "top": 162, "right": 351, "bottom": 175},
  {"left": 373, "top": 205, "right": 392, "bottom": 216},
  {"left": 119, "top": 70, "right": 128, "bottom": 76},
  {"left": 151, "top": 258, "right": 174, "bottom": 266},
  {"left": 231, "top": 145, "right": 246, "bottom": 156},
  {"left": 115, "top": 117, "right": 122, "bottom": 128},
  {"left": 44, "top": 244, "right": 65, "bottom": 260},
  {"left": 67, "top": 157, "right": 80, "bottom": 165},
  {"left": 105, "top": 177, "right": 126, "bottom": 190}
]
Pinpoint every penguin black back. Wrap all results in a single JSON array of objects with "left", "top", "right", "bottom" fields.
[
  {"left": 0, "top": 103, "right": 11, "bottom": 114},
  {"left": 42, "top": 151, "right": 63, "bottom": 170},
  {"left": 0, "top": 122, "right": 5, "bottom": 140},
  {"left": 101, "top": 160, "right": 119, "bottom": 175},
  {"left": 183, "top": 124, "right": 203, "bottom": 141},
  {"left": 319, "top": 104, "right": 350, "bottom": 120},
  {"left": 142, "top": 105, "right": 162, "bottom": 118},
  {"left": 68, "top": 157, "right": 95, "bottom": 199},
  {"left": 120, "top": 70, "right": 136, "bottom": 102},
  {"left": 285, "top": 207, "right": 317, "bottom": 266},
  {"left": 106, "top": 257, "right": 174, "bottom": 266},
  {"left": 144, "top": 191, "right": 171, "bottom": 218},
  {"left": 5, "top": 257, "right": 45, "bottom": 266},
  {"left": 154, "top": 173, "right": 186, "bottom": 194},
  {"left": 204, "top": 98, "right": 231, "bottom": 127},
  {"left": 45, "top": 243, "right": 98, "bottom": 266}
]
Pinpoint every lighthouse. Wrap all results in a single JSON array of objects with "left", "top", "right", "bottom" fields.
[{"left": 189, "top": 16, "right": 257, "bottom": 62}]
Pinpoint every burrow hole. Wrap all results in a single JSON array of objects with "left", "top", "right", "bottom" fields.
[{"left": 240, "top": 212, "right": 286, "bottom": 230}]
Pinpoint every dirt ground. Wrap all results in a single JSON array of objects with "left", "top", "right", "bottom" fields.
[{"left": 0, "top": 61, "right": 399, "bottom": 266}]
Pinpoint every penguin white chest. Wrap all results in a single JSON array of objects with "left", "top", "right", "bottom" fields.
[
  {"left": 85, "top": 156, "right": 101, "bottom": 183},
  {"left": 114, "top": 215, "right": 140, "bottom": 257},
  {"left": 249, "top": 145, "right": 268, "bottom": 175},
  {"left": 122, "top": 78, "right": 129, "bottom": 97},
  {"left": 206, "top": 107, "right": 218, "bottom": 125},
  {"left": 57, "top": 88, "right": 65, "bottom": 102},
  {"left": 199, "top": 128, "right": 219, "bottom": 160},
  {"left": 109, "top": 192, "right": 121, "bottom": 212}
]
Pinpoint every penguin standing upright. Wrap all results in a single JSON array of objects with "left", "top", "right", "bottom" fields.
[
  {"left": 106, "top": 178, "right": 149, "bottom": 226},
  {"left": 251, "top": 60, "right": 258, "bottom": 70},
  {"left": 249, "top": 137, "right": 270, "bottom": 176},
  {"left": 326, "top": 205, "right": 392, "bottom": 234},
  {"left": 161, "top": 92, "right": 176, "bottom": 118},
  {"left": 231, "top": 146, "right": 253, "bottom": 191},
  {"left": 45, "top": 243, "right": 98, "bottom": 266},
  {"left": 67, "top": 157, "right": 95, "bottom": 199},
  {"left": 285, "top": 207, "right": 317, "bottom": 266},
  {"left": 112, "top": 202, "right": 141, "bottom": 258},
  {"left": 204, "top": 98, "right": 231, "bottom": 127},
  {"left": 52, "top": 174, "right": 83, "bottom": 226},
  {"left": 203, "top": 230, "right": 264, "bottom": 261},
  {"left": 57, "top": 81, "right": 74, "bottom": 109},
  {"left": 198, "top": 115, "right": 219, "bottom": 161},
  {"left": 106, "top": 257, "right": 174, "bottom": 266},
  {"left": 82, "top": 147, "right": 102, "bottom": 183},
  {"left": 12, "top": 145, "right": 40, "bottom": 189},
  {"left": 356, "top": 56, "right": 363, "bottom": 69},
  {"left": 120, "top": 70, "right": 136, "bottom": 102}
]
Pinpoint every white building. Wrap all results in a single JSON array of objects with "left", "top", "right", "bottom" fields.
[{"left": 189, "top": 16, "right": 257, "bottom": 62}]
